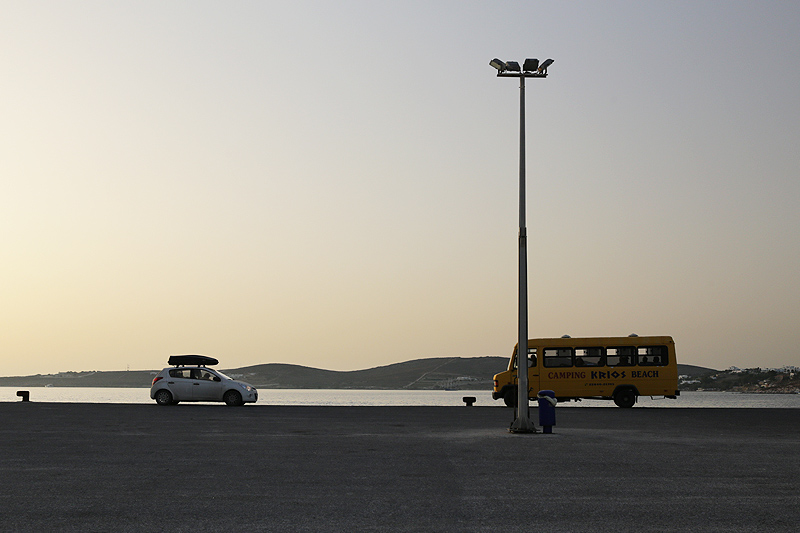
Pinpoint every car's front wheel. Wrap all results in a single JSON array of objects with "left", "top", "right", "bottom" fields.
[
  {"left": 154, "top": 390, "right": 173, "bottom": 406},
  {"left": 223, "top": 390, "right": 243, "bottom": 406}
]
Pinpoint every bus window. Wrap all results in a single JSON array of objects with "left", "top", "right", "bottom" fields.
[
  {"left": 607, "top": 347, "right": 634, "bottom": 367},
  {"left": 544, "top": 348, "right": 573, "bottom": 368},
  {"left": 637, "top": 346, "right": 668, "bottom": 366},
  {"left": 512, "top": 348, "right": 537, "bottom": 369},
  {"left": 575, "top": 347, "right": 603, "bottom": 367}
]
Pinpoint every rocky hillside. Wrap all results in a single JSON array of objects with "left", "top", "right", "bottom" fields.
[
  {"left": 0, "top": 358, "right": 719, "bottom": 390},
  {"left": 0, "top": 357, "right": 509, "bottom": 390}
]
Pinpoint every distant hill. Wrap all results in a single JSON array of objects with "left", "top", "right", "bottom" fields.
[
  {"left": 229, "top": 357, "right": 510, "bottom": 390},
  {"left": 0, "top": 358, "right": 718, "bottom": 390},
  {"left": 0, "top": 357, "right": 510, "bottom": 390},
  {"left": 676, "top": 364, "right": 718, "bottom": 378}
]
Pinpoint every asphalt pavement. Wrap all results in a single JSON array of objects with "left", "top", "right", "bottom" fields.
[{"left": 1, "top": 402, "right": 798, "bottom": 532}]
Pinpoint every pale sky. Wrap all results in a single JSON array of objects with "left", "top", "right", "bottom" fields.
[{"left": 2, "top": 1, "right": 799, "bottom": 377}]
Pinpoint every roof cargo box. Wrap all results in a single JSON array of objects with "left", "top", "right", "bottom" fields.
[{"left": 168, "top": 355, "right": 219, "bottom": 367}]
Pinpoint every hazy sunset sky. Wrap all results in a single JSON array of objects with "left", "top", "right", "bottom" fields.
[{"left": 2, "top": 1, "right": 799, "bottom": 376}]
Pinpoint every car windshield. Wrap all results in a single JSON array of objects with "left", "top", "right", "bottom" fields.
[{"left": 214, "top": 370, "right": 231, "bottom": 380}]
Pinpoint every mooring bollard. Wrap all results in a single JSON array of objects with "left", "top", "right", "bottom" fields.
[
  {"left": 462, "top": 396, "right": 476, "bottom": 407},
  {"left": 17, "top": 390, "right": 30, "bottom": 402}
]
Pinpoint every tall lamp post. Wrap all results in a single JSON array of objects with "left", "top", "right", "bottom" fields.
[{"left": 490, "top": 57, "right": 554, "bottom": 433}]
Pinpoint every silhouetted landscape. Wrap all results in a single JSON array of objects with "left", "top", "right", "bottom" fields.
[{"left": 0, "top": 357, "right": 718, "bottom": 390}]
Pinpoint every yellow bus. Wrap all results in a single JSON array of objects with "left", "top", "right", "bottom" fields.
[{"left": 492, "top": 335, "right": 680, "bottom": 408}]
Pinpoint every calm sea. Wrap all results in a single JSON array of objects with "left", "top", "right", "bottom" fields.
[{"left": 2, "top": 387, "right": 800, "bottom": 408}]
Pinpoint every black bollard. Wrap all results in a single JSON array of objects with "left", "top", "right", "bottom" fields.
[
  {"left": 17, "top": 390, "right": 30, "bottom": 402},
  {"left": 462, "top": 396, "right": 476, "bottom": 407}
]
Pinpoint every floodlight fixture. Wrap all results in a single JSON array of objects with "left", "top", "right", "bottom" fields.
[
  {"left": 491, "top": 57, "right": 553, "bottom": 78},
  {"left": 538, "top": 58, "right": 554, "bottom": 74},
  {"left": 489, "top": 58, "right": 507, "bottom": 71},
  {"left": 523, "top": 58, "right": 539, "bottom": 72}
]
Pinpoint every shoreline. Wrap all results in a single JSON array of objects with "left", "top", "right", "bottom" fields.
[{"left": 4, "top": 388, "right": 800, "bottom": 410}]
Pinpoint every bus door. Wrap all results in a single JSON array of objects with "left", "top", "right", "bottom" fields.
[
  {"left": 526, "top": 347, "right": 540, "bottom": 396},
  {"left": 511, "top": 346, "right": 540, "bottom": 397}
]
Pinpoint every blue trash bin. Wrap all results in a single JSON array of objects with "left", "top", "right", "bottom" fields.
[{"left": 537, "top": 390, "right": 557, "bottom": 433}]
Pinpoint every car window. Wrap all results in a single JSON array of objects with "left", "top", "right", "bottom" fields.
[
  {"left": 168, "top": 369, "right": 192, "bottom": 379},
  {"left": 198, "top": 370, "right": 217, "bottom": 381}
]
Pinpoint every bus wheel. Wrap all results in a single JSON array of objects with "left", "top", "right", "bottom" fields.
[
  {"left": 613, "top": 388, "right": 636, "bottom": 408},
  {"left": 503, "top": 388, "right": 518, "bottom": 408}
]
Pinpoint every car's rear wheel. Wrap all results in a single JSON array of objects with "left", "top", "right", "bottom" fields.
[
  {"left": 224, "top": 390, "right": 243, "bottom": 406},
  {"left": 154, "top": 390, "right": 173, "bottom": 406}
]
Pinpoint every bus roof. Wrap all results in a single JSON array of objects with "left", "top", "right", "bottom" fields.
[{"left": 516, "top": 336, "right": 675, "bottom": 349}]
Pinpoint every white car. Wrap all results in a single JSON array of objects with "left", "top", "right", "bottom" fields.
[{"left": 150, "top": 355, "right": 257, "bottom": 406}]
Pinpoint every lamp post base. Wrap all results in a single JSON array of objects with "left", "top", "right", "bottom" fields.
[{"left": 509, "top": 416, "right": 538, "bottom": 434}]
